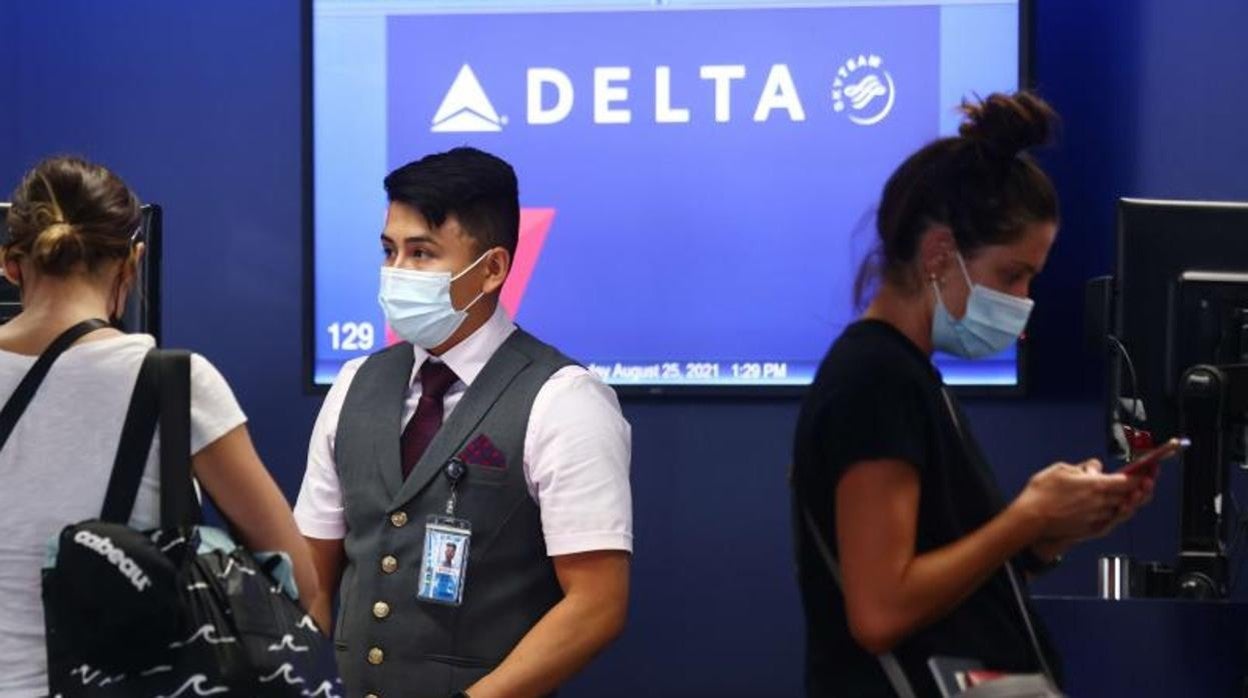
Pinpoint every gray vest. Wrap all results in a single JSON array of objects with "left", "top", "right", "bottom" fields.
[{"left": 333, "top": 329, "right": 573, "bottom": 698}]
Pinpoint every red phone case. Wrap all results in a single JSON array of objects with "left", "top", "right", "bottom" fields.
[{"left": 1120, "top": 439, "right": 1183, "bottom": 476}]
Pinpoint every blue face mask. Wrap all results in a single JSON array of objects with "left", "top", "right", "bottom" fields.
[
  {"left": 931, "top": 253, "right": 1035, "bottom": 359},
  {"left": 378, "top": 253, "right": 488, "bottom": 349}
]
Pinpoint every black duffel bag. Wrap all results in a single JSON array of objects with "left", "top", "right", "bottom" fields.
[{"left": 0, "top": 320, "right": 339, "bottom": 696}]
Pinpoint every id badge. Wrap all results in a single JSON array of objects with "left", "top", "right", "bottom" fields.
[{"left": 417, "top": 515, "right": 472, "bottom": 606}]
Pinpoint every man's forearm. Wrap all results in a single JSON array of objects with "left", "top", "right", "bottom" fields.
[
  {"left": 466, "top": 592, "right": 626, "bottom": 698},
  {"left": 303, "top": 536, "right": 345, "bottom": 637}
]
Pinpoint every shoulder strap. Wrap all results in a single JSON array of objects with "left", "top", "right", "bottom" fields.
[
  {"left": 800, "top": 505, "right": 919, "bottom": 698},
  {"left": 100, "top": 349, "right": 200, "bottom": 526},
  {"left": 938, "top": 387, "right": 1056, "bottom": 683},
  {"left": 101, "top": 349, "right": 161, "bottom": 522},
  {"left": 0, "top": 318, "right": 110, "bottom": 452},
  {"left": 157, "top": 350, "right": 199, "bottom": 527}
]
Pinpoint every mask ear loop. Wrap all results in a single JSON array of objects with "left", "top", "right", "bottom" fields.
[
  {"left": 450, "top": 250, "right": 494, "bottom": 314},
  {"left": 953, "top": 251, "right": 975, "bottom": 291},
  {"left": 459, "top": 290, "right": 487, "bottom": 315},
  {"left": 107, "top": 272, "right": 127, "bottom": 326},
  {"left": 109, "top": 226, "right": 145, "bottom": 325},
  {"left": 928, "top": 272, "right": 944, "bottom": 307},
  {"left": 931, "top": 251, "right": 973, "bottom": 321},
  {"left": 450, "top": 250, "right": 492, "bottom": 283}
]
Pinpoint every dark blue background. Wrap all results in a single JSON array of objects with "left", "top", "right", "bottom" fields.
[{"left": 2, "top": 1, "right": 1247, "bottom": 695}]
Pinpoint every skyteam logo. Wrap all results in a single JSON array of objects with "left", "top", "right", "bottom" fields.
[
  {"left": 832, "top": 54, "right": 895, "bottom": 126},
  {"left": 431, "top": 64, "right": 506, "bottom": 133}
]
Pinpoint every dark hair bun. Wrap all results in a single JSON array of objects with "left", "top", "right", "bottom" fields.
[
  {"left": 31, "top": 222, "right": 89, "bottom": 273},
  {"left": 958, "top": 92, "right": 1057, "bottom": 158},
  {"left": 3, "top": 156, "right": 140, "bottom": 276}
]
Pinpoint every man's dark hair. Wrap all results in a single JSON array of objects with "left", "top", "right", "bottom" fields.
[{"left": 383, "top": 147, "right": 520, "bottom": 258}]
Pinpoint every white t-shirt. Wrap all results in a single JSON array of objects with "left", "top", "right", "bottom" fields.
[{"left": 0, "top": 334, "right": 246, "bottom": 698}]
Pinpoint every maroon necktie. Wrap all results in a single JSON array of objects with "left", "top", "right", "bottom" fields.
[{"left": 400, "top": 360, "right": 459, "bottom": 480}]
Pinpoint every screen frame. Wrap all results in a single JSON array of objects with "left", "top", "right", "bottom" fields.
[
  {"left": 302, "top": 0, "right": 1035, "bottom": 397},
  {"left": 1113, "top": 197, "right": 1248, "bottom": 443}
]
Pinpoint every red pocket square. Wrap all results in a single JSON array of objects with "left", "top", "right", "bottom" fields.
[{"left": 459, "top": 434, "right": 506, "bottom": 469}]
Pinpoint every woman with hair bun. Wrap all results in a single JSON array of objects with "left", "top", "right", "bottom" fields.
[
  {"left": 0, "top": 157, "right": 319, "bottom": 697},
  {"left": 791, "top": 93, "right": 1154, "bottom": 696}
]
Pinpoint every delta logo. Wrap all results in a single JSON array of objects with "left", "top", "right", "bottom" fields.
[{"left": 429, "top": 56, "right": 896, "bottom": 132}]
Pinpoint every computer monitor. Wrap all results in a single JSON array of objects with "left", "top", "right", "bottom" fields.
[
  {"left": 1113, "top": 198, "right": 1248, "bottom": 597},
  {"left": 1167, "top": 271, "right": 1248, "bottom": 391},
  {"left": 1114, "top": 198, "right": 1248, "bottom": 444},
  {"left": 0, "top": 203, "right": 163, "bottom": 339}
]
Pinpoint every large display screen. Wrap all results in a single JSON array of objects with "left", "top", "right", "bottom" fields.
[{"left": 311, "top": 0, "right": 1023, "bottom": 390}]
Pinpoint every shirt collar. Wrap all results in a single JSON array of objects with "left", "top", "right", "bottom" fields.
[{"left": 409, "top": 304, "right": 516, "bottom": 389}]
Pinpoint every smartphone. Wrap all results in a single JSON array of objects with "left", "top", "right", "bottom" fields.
[{"left": 1119, "top": 437, "right": 1190, "bottom": 477}]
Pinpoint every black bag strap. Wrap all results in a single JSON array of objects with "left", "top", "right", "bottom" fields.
[
  {"left": 0, "top": 319, "right": 110, "bottom": 452},
  {"left": 938, "top": 387, "right": 1057, "bottom": 684},
  {"left": 157, "top": 349, "right": 200, "bottom": 527},
  {"left": 799, "top": 505, "right": 919, "bottom": 698},
  {"left": 100, "top": 349, "right": 200, "bottom": 526},
  {"left": 101, "top": 350, "right": 161, "bottom": 523}
]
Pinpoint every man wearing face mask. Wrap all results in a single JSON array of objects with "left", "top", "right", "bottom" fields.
[
  {"left": 791, "top": 93, "right": 1155, "bottom": 697},
  {"left": 295, "top": 147, "right": 632, "bottom": 698}
]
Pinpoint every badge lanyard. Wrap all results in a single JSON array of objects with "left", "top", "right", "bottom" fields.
[{"left": 417, "top": 458, "right": 473, "bottom": 606}]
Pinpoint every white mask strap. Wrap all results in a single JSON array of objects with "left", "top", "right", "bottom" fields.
[
  {"left": 450, "top": 250, "right": 491, "bottom": 283},
  {"left": 954, "top": 251, "right": 974, "bottom": 290},
  {"left": 460, "top": 291, "right": 486, "bottom": 314},
  {"left": 451, "top": 250, "right": 492, "bottom": 314}
]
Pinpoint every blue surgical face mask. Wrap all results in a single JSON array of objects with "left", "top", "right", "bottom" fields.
[
  {"left": 378, "top": 252, "right": 489, "bottom": 349},
  {"left": 931, "top": 253, "right": 1034, "bottom": 359}
]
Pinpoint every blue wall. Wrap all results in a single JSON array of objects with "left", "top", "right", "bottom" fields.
[
  {"left": 0, "top": 2, "right": 16, "bottom": 177},
  {"left": 2, "top": 1, "right": 1247, "bottom": 695},
  {"left": 1, "top": 1, "right": 319, "bottom": 500},
  {"left": 1131, "top": 2, "right": 1248, "bottom": 201}
]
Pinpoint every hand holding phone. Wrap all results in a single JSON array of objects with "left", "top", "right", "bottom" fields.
[{"left": 1120, "top": 437, "right": 1190, "bottom": 477}]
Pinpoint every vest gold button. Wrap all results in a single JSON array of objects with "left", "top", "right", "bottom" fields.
[
  {"left": 390, "top": 511, "right": 408, "bottom": 528},
  {"left": 373, "top": 601, "right": 391, "bottom": 619},
  {"left": 381, "top": 555, "right": 398, "bottom": 574},
  {"left": 367, "top": 646, "right": 385, "bottom": 665}
]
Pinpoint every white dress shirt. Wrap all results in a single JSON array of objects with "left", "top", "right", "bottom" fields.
[{"left": 295, "top": 306, "right": 633, "bottom": 556}]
